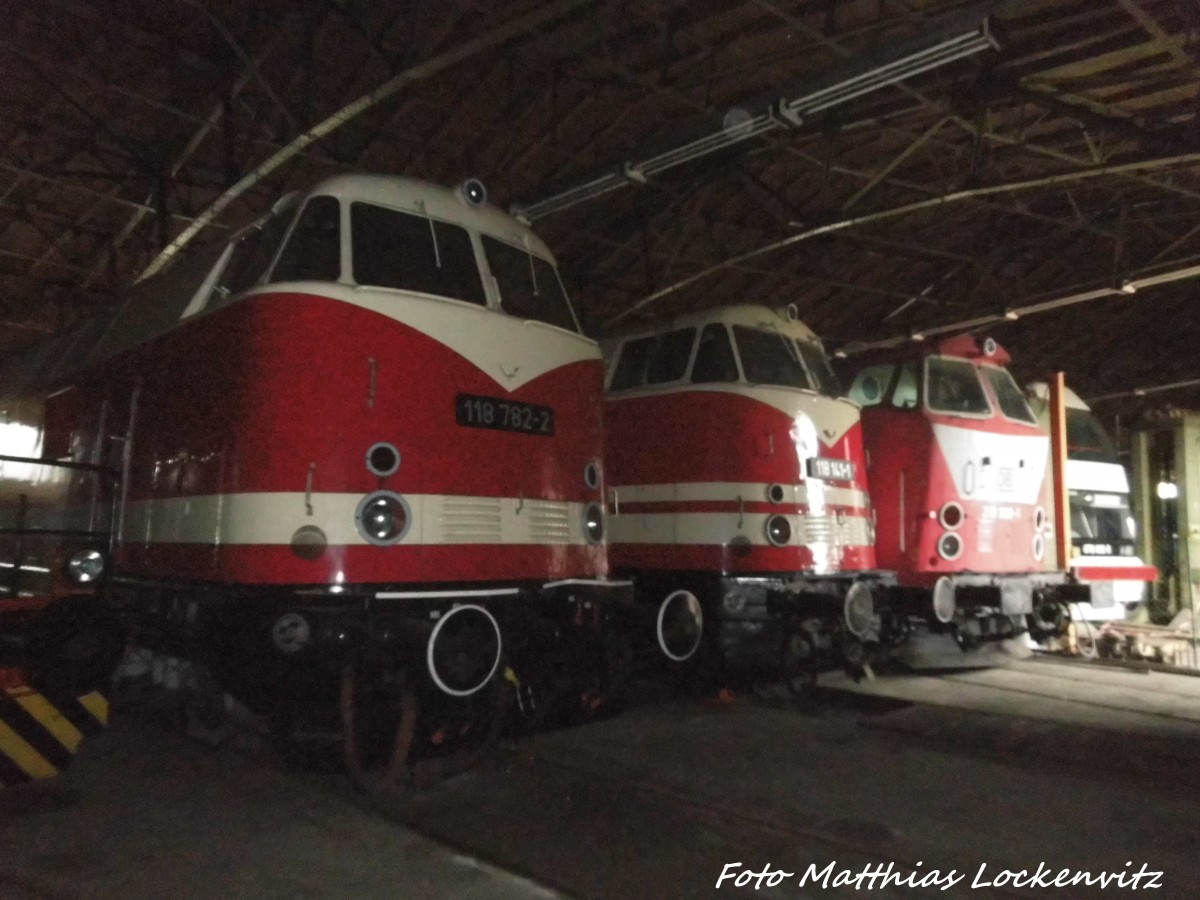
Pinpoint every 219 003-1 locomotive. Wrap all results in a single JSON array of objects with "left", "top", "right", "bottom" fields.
[
  {"left": 845, "top": 335, "right": 1091, "bottom": 666},
  {"left": 0, "top": 174, "right": 701, "bottom": 781}
]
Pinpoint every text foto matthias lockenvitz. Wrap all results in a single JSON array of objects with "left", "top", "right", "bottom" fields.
[{"left": 716, "top": 861, "right": 1164, "bottom": 891}]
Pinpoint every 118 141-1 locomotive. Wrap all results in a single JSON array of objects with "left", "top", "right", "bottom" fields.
[{"left": 602, "top": 304, "right": 896, "bottom": 687}]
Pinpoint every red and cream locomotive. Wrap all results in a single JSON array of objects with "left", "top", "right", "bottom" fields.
[
  {"left": 846, "top": 335, "right": 1087, "bottom": 662},
  {"left": 0, "top": 174, "right": 699, "bottom": 774},
  {"left": 602, "top": 304, "right": 892, "bottom": 684}
]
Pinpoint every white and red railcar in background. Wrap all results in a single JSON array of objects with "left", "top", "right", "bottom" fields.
[
  {"left": 1026, "top": 381, "right": 1156, "bottom": 624},
  {"left": 602, "top": 305, "right": 893, "bottom": 682},
  {"left": 846, "top": 335, "right": 1089, "bottom": 661},
  {"left": 0, "top": 175, "right": 698, "bottom": 766}
]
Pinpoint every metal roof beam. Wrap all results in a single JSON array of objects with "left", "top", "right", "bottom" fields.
[
  {"left": 140, "top": 0, "right": 594, "bottom": 280},
  {"left": 1115, "top": 0, "right": 1194, "bottom": 70}
]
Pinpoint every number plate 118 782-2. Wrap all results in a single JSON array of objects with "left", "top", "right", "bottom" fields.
[{"left": 455, "top": 393, "right": 555, "bottom": 436}]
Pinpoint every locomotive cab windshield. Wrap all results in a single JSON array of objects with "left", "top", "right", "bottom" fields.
[
  {"left": 191, "top": 179, "right": 582, "bottom": 334},
  {"left": 608, "top": 318, "right": 841, "bottom": 397},
  {"left": 850, "top": 355, "right": 1036, "bottom": 424}
]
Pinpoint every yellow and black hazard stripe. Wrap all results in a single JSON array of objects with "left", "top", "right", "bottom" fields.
[{"left": 0, "top": 685, "right": 108, "bottom": 787}]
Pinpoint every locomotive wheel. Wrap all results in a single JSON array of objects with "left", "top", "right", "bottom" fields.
[
  {"left": 408, "top": 677, "right": 507, "bottom": 788},
  {"left": 340, "top": 657, "right": 420, "bottom": 792}
]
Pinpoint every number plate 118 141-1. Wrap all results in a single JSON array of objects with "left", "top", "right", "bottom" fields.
[{"left": 455, "top": 393, "right": 555, "bottom": 436}]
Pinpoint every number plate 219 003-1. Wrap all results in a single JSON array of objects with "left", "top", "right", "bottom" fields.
[{"left": 455, "top": 393, "right": 555, "bottom": 436}]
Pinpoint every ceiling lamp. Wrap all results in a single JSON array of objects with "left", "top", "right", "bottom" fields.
[{"left": 512, "top": 5, "right": 997, "bottom": 222}]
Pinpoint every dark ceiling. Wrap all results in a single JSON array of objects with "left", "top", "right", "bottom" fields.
[{"left": 1, "top": 0, "right": 1198, "bottom": 417}]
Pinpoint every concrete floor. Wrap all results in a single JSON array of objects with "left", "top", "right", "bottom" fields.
[
  {"left": 4, "top": 657, "right": 1200, "bottom": 899},
  {"left": 0, "top": 719, "right": 560, "bottom": 900}
]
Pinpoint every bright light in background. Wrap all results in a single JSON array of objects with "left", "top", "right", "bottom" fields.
[
  {"left": 0, "top": 421, "right": 45, "bottom": 485},
  {"left": 1156, "top": 481, "right": 1179, "bottom": 500}
]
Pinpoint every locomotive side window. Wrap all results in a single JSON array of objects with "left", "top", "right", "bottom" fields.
[
  {"left": 925, "top": 357, "right": 991, "bottom": 416},
  {"left": 608, "top": 328, "right": 696, "bottom": 389},
  {"left": 795, "top": 340, "right": 841, "bottom": 397},
  {"left": 219, "top": 209, "right": 294, "bottom": 297},
  {"left": 980, "top": 366, "right": 1036, "bottom": 424},
  {"left": 482, "top": 236, "right": 578, "bottom": 332},
  {"left": 733, "top": 327, "right": 812, "bottom": 390},
  {"left": 272, "top": 196, "right": 341, "bottom": 282},
  {"left": 609, "top": 337, "right": 655, "bottom": 390},
  {"left": 848, "top": 364, "right": 894, "bottom": 407},
  {"left": 646, "top": 328, "right": 696, "bottom": 384},
  {"left": 691, "top": 324, "right": 739, "bottom": 384},
  {"left": 350, "top": 203, "right": 486, "bottom": 306}
]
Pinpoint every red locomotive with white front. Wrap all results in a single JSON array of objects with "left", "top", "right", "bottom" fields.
[
  {"left": 603, "top": 304, "right": 892, "bottom": 683},
  {"left": 846, "top": 335, "right": 1086, "bottom": 661},
  {"left": 0, "top": 175, "right": 697, "bottom": 772}
]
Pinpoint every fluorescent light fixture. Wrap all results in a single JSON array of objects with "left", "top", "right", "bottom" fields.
[
  {"left": 774, "top": 22, "right": 997, "bottom": 126},
  {"left": 1125, "top": 263, "right": 1200, "bottom": 291},
  {"left": 1157, "top": 481, "right": 1179, "bottom": 500},
  {"left": 512, "top": 8, "right": 996, "bottom": 221}
]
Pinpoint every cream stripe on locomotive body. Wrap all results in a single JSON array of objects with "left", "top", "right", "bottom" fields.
[
  {"left": 602, "top": 304, "right": 895, "bottom": 677},
  {"left": 0, "top": 175, "right": 698, "bottom": 746}
]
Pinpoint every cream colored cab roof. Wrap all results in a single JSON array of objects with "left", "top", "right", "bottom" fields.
[
  {"left": 605, "top": 303, "right": 819, "bottom": 347},
  {"left": 306, "top": 174, "right": 555, "bottom": 261}
]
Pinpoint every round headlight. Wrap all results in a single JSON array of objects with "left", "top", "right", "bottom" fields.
[
  {"left": 765, "top": 514, "right": 792, "bottom": 547},
  {"left": 460, "top": 178, "right": 487, "bottom": 208},
  {"left": 936, "top": 531, "right": 962, "bottom": 561},
  {"left": 938, "top": 502, "right": 964, "bottom": 530},
  {"left": 355, "top": 491, "right": 411, "bottom": 545},
  {"left": 1032, "top": 533, "right": 1046, "bottom": 561},
  {"left": 584, "top": 461, "right": 601, "bottom": 490},
  {"left": 1034, "top": 506, "right": 1047, "bottom": 532},
  {"left": 583, "top": 502, "right": 604, "bottom": 544},
  {"left": 66, "top": 549, "right": 105, "bottom": 584},
  {"left": 766, "top": 483, "right": 786, "bottom": 504},
  {"left": 365, "top": 442, "right": 401, "bottom": 477}
]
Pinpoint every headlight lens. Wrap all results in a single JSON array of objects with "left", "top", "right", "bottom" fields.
[
  {"left": 936, "top": 531, "right": 963, "bottom": 561},
  {"left": 765, "top": 514, "right": 792, "bottom": 547},
  {"left": 355, "top": 491, "right": 411, "bottom": 545},
  {"left": 1032, "top": 533, "right": 1046, "bottom": 561},
  {"left": 66, "top": 549, "right": 105, "bottom": 584},
  {"left": 938, "top": 502, "right": 964, "bottom": 530},
  {"left": 583, "top": 502, "right": 604, "bottom": 544},
  {"left": 365, "top": 442, "right": 401, "bottom": 477},
  {"left": 584, "top": 461, "right": 601, "bottom": 490}
]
